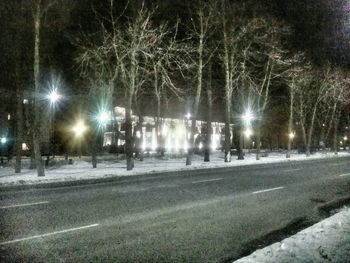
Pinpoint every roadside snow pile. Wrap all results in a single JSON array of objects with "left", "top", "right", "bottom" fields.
[
  {"left": 234, "top": 207, "right": 350, "bottom": 263},
  {"left": 0, "top": 151, "right": 349, "bottom": 186}
]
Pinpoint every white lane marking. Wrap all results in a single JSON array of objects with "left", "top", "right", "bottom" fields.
[
  {"left": 339, "top": 173, "right": 350, "bottom": 177},
  {"left": 0, "top": 223, "right": 100, "bottom": 245},
  {"left": 283, "top": 169, "right": 301, "bottom": 172},
  {"left": 0, "top": 201, "right": 49, "bottom": 209},
  {"left": 191, "top": 178, "right": 224, "bottom": 184},
  {"left": 253, "top": 186, "right": 284, "bottom": 195},
  {"left": 331, "top": 162, "right": 348, "bottom": 166}
]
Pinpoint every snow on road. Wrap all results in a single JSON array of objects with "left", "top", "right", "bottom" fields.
[
  {"left": 234, "top": 207, "right": 350, "bottom": 263},
  {"left": 0, "top": 151, "right": 349, "bottom": 186}
]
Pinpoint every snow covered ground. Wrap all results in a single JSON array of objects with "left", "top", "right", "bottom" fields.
[
  {"left": 0, "top": 151, "right": 349, "bottom": 186},
  {"left": 234, "top": 207, "right": 350, "bottom": 263}
]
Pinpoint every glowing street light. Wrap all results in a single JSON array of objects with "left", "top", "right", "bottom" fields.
[
  {"left": 185, "top": 112, "right": 191, "bottom": 119},
  {"left": 73, "top": 121, "right": 87, "bottom": 137},
  {"left": 289, "top": 132, "right": 296, "bottom": 140},
  {"left": 0, "top": 137, "right": 6, "bottom": 164},
  {"left": 96, "top": 111, "right": 110, "bottom": 128},
  {"left": 46, "top": 88, "right": 61, "bottom": 161},
  {"left": 344, "top": 136, "right": 348, "bottom": 141},
  {"left": 47, "top": 89, "right": 61, "bottom": 105},
  {"left": 244, "top": 128, "right": 253, "bottom": 138},
  {"left": 242, "top": 110, "right": 254, "bottom": 124},
  {"left": 49, "top": 90, "right": 59, "bottom": 103}
]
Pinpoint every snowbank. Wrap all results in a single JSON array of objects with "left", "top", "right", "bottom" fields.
[{"left": 234, "top": 207, "right": 350, "bottom": 263}]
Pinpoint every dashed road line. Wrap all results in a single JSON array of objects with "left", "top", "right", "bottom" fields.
[
  {"left": 283, "top": 169, "right": 301, "bottom": 172},
  {"left": 192, "top": 178, "right": 224, "bottom": 184},
  {"left": 253, "top": 186, "right": 284, "bottom": 195},
  {"left": 0, "top": 201, "right": 49, "bottom": 209},
  {"left": 330, "top": 162, "right": 348, "bottom": 166},
  {"left": 0, "top": 223, "right": 100, "bottom": 245},
  {"left": 339, "top": 173, "right": 350, "bottom": 177}
]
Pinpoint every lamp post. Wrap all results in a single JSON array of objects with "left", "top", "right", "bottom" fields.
[
  {"left": 239, "top": 110, "right": 255, "bottom": 160},
  {"left": 92, "top": 110, "right": 110, "bottom": 168},
  {"left": 185, "top": 112, "right": 191, "bottom": 165},
  {"left": 242, "top": 110, "right": 254, "bottom": 126},
  {"left": 73, "top": 120, "right": 87, "bottom": 158},
  {"left": 0, "top": 137, "right": 6, "bottom": 164},
  {"left": 46, "top": 89, "right": 61, "bottom": 162},
  {"left": 287, "top": 131, "right": 295, "bottom": 158}
]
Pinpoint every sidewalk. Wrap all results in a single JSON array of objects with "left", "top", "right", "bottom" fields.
[
  {"left": 234, "top": 207, "right": 350, "bottom": 263},
  {"left": 0, "top": 151, "right": 349, "bottom": 187}
]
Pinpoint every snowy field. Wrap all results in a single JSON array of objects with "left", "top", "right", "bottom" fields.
[
  {"left": 0, "top": 151, "right": 349, "bottom": 186},
  {"left": 234, "top": 207, "right": 350, "bottom": 263}
]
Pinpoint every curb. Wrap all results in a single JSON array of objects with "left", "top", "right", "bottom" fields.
[{"left": 317, "top": 196, "right": 350, "bottom": 217}]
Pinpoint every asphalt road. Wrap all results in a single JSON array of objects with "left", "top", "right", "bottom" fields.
[{"left": 1, "top": 157, "right": 350, "bottom": 262}]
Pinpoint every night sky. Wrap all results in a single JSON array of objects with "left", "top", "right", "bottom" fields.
[{"left": 1, "top": 0, "right": 350, "bottom": 116}]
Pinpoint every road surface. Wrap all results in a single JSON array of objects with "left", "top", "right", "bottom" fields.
[{"left": 1, "top": 157, "right": 350, "bottom": 262}]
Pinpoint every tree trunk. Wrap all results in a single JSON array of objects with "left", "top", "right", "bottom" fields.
[
  {"left": 333, "top": 114, "right": 339, "bottom": 155},
  {"left": 224, "top": 98, "right": 232, "bottom": 162},
  {"left": 24, "top": 103, "right": 35, "bottom": 169},
  {"left": 204, "top": 64, "right": 212, "bottom": 162},
  {"left": 186, "top": 118, "right": 195, "bottom": 166},
  {"left": 306, "top": 107, "right": 317, "bottom": 157},
  {"left": 33, "top": 1, "right": 45, "bottom": 176},
  {"left": 15, "top": 88, "right": 23, "bottom": 173},
  {"left": 237, "top": 123, "right": 244, "bottom": 160},
  {"left": 255, "top": 121, "right": 261, "bottom": 160},
  {"left": 154, "top": 68, "right": 162, "bottom": 156},
  {"left": 221, "top": 0, "right": 232, "bottom": 163},
  {"left": 91, "top": 132, "right": 97, "bottom": 168},
  {"left": 139, "top": 115, "right": 144, "bottom": 161},
  {"left": 125, "top": 100, "right": 134, "bottom": 170},
  {"left": 186, "top": 23, "right": 204, "bottom": 166},
  {"left": 286, "top": 86, "right": 294, "bottom": 158}
]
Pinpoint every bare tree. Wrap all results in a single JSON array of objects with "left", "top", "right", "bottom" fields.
[
  {"left": 220, "top": 0, "right": 237, "bottom": 162},
  {"left": 78, "top": 1, "right": 169, "bottom": 170},
  {"left": 294, "top": 67, "right": 331, "bottom": 156},
  {"left": 327, "top": 68, "right": 350, "bottom": 154},
  {"left": 204, "top": 61, "right": 213, "bottom": 162},
  {"left": 185, "top": 0, "right": 216, "bottom": 165},
  {"left": 245, "top": 17, "right": 290, "bottom": 160},
  {"left": 284, "top": 53, "right": 309, "bottom": 158},
  {"left": 148, "top": 22, "right": 184, "bottom": 155},
  {"left": 26, "top": 0, "right": 67, "bottom": 176},
  {"left": 32, "top": 0, "right": 49, "bottom": 177}
]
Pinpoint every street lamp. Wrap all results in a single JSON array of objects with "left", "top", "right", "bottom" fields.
[
  {"left": 46, "top": 89, "right": 61, "bottom": 161},
  {"left": 73, "top": 120, "right": 87, "bottom": 159},
  {"left": 1, "top": 137, "right": 7, "bottom": 144},
  {"left": 47, "top": 89, "right": 60, "bottom": 105},
  {"left": 239, "top": 109, "right": 255, "bottom": 160},
  {"left": 73, "top": 120, "right": 87, "bottom": 137},
  {"left": 97, "top": 111, "right": 110, "bottom": 128},
  {"left": 289, "top": 132, "right": 296, "bottom": 140},
  {"left": 0, "top": 137, "right": 6, "bottom": 164},
  {"left": 242, "top": 110, "right": 254, "bottom": 125},
  {"left": 185, "top": 112, "right": 191, "bottom": 165},
  {"left": 244, "top": 128, "right": 253, "bottom": 138}
]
